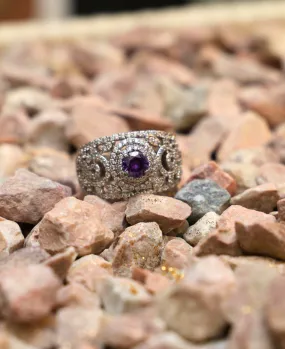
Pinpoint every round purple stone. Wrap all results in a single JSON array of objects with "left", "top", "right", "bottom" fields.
[{"left": 122, "top": 151, "right": 149, "bottom": 178}]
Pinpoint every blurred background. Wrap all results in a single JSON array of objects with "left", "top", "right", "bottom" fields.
[{"left": 0, "top": 0, "right": 251, "bottom": 21}]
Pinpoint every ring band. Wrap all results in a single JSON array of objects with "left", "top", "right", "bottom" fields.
[{"left": 76, "top": 130, "right": 182, "bottom": 201}]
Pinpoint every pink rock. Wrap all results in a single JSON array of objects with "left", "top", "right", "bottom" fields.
[
  {"left": 28, "top": 148, "right": 78, "bottom": 194},
  {"left": 228, "top": 312, "right": 274, "bottom": 349},
  {"left": 240, "top": 84, "right": 285, "bottom": 127},
  {"left": 112, "top": 222, "right": 163, "bottom": 277},
  {"left": 70, "top": 41, "right": 125, "bottom": 77},
  {"left": 231, "top": 183, "right": 279, "bottom": 213},
  {"left": 27, "top": 109, "right": 69, "bottom": 152},
  {"left": 0, "top": 246, "right": 50, "bottom": 268},
  {"left": 65, "top": 100, "right": 130, "bottom": 148},
  {"left": 0, "top": 264, "right": 61, "bottom": 322},
  {"left": 44, "top": 247, "right": 77, "bottom": 280},
  {"left": 0, "top": 169, "right": 72, "bottom": 224},
  {"left": 98, "top": 276, "right": 152, "bottom": 314},
  {"left": 257, "top": 163, "right": 285, "bottom": 187},
  {"left": 208, "top": 79, "right": 241, "bottom": 118},
  {"left": 99, "top": 313, "right": 149, "bottom": 348},
  {"left": 67, "top": 254, "right": 112, "bottom": 292},
  {"left": 265, "top": 275, "right": 285, "bottom": 347},
  {"left": 84, "top": 195, "right": 126, "bottom": 236},
  {"left": 187, "top": 116, "right": 232, "bottom": 167},
  {"left": 126, "top": 194, "right": 191, "bottom": 234},
  {"left": 188, "top": 161, "right": 237, "bottom": 196},
  {"left": 0, "top": 144, "right": 24, "bottom": 181},
  {"left": 56, "top": 283, "right": 100, "bottom": 309},
  {"left": 218, "top": 112, "right": 271, "bottom": 161},
  {"left": 132, "top": 268, "right": 171, "bottom": 294},
  {"left": 278, "top": 198, "right": 285, "bottom": 222},
  {"left": 223, "top": 263, "right": 279, "bottom": 324},
  {"left": 110, "top": 105, "right": 173, "bottom": 131},
  {"left": 38, "top": 197, "right": 114, "bottom": 256},
  {"left": 0, "top": 110, "right": 30, "bottom": 144},
  {"left": 161, "top": 238, "right": 192, "bottom": 270},
  {"left": 221, "top": 162, "right": 259, "bottom": 194},
  {"left": 0, "top": 217, "right": 24, "bottom": 258},
  {"left": 133, "top": 52, "right": 196, "bottom": 86},
  {"left": 159, "top": 256, "right": 236, "bottom": 342},
  {"left": 3, "top": 87, "right": 52, "bottom": 116},
  {"left": 194, "top": 205, "right": 275, "bottom": 257},
  {"left": 56, "top": 306, "right": 102, "bottom": 348},
  {"left": 225, "top": 146, "right": 280, "bottom": 167},
  {"left": 236, "top": 220, "right": 285, "bottom": 260}
]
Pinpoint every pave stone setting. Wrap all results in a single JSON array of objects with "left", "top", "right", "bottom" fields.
[{"left": 76, "top": 130, "right": 182, "bottom": 201}]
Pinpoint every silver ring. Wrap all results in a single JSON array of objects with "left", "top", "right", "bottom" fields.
[{"left": 76, "top": 130, "right": 182, "bottom": 201}]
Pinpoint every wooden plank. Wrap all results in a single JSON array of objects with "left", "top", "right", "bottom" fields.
[
  {"left": 0, "top": 0, "right": 33, "bottom": 21},
  {"left": 0, "top": 0, "right": 285, "bottom": 45}
]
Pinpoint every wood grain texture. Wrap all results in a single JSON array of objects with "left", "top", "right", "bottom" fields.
[{"left": 0, "top": 0, "right": 285, "bottom": 45}]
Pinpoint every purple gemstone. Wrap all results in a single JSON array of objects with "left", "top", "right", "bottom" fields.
[{"left": 122, "top": 151, "right": 149, "bottom": 178}]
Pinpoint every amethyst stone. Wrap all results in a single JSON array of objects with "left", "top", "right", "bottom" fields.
[{"left": 122, "top": 151, "right": 149, "bottom": 178}]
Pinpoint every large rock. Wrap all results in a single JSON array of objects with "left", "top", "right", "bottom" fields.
[
  {"left": 175, "top": 179, "right": 230, "bottom": 224},
  {"left": 126, "top": 194, "right": 191, "bottom": 234},
  {"left": 0, "top": 169, "right": 72, "bottom": 224},
  {"left": 230, "top": 183, "right": 279, "bottom": 213},
  {"left": 112, "top": 222, "right": 163, "bottom": 277},
  {"left": 38, "top": 197, "right": 114, "bottom": 256},
  {"left": 236, "top": 220, "right": 285, "bottom": 260},
  {"left": 0, "top": 264, "right": 61, "bottom": 322},
  {"left": 194, "top": 205, "right": 275, "bottom": 257},
  {"left": 158, "top": 256, "right": 236, "bottom": 342}
]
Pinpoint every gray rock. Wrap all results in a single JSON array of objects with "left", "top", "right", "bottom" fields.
[{"left": 175, "top": 179, "right": 231, "bottom": 224}]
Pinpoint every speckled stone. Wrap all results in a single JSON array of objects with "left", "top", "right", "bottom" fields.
[{"left": 175, "top": 179, "right": 231, "bottom": 223}]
